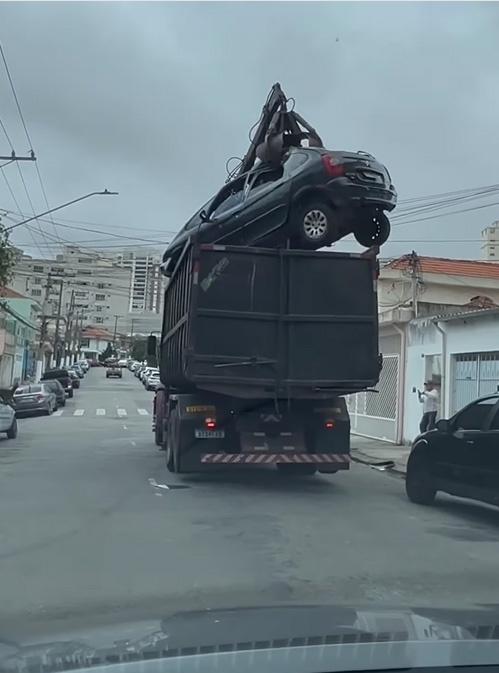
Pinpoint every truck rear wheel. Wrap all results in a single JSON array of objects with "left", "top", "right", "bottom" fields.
[
  {"left": 277, "top": 463, "right": 317, "bottom": 476},
  {"left": 154, "top": 389, "right": 166, "bottom": 448},
  {"left": 166, "top": 406, "right": 183, "bottom": 473}
]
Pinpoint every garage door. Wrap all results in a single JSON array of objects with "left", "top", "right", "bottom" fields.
[{"left": 451, "top": 352, "right": 499, "bottom": 414}]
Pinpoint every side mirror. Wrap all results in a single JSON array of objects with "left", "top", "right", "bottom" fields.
[
  {"left": 147, "top": 335, "right": 157, "bottom": 357},
  {"left": 436, "top": 418, "right": 450, "bottom": 433},
  {"left": 200, "top": 209, "right": 209, "bottom": 223}
]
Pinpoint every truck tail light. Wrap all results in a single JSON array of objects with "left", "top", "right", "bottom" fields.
[
  {"left": 325, "top": 420, "right": 335, "bottom": 430},
  {"left": 322, "top": 155, "right": 345, "bottom": 178},
  {"left": 205, "top": 417, "right": 217, "bottom": 429}
]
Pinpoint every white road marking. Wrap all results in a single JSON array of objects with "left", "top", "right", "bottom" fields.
[
  {"left": 122, "top": 425, "right": 128, "bottom": 430},
  {"left": 96, "top": 408, "right": 106, "bottom": 416},
  {"left": 117, "top": 408, "right": 127, "bottom": 417},
  {"left": 130, "top": 440, "right": 137, "bottom": 446},
  {"left": 53, "top": 409, "right": 63, "bottom": 417},
  {"left": 137, "top": 408, "right": 149, "bottom": 415},
  {"left": 74, "top": 409, "right": 85, "bottom": 416}
]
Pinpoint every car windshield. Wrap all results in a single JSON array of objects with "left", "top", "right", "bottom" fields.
[{"left": 3, "top": 3, "right": 499, "bottom": 670}]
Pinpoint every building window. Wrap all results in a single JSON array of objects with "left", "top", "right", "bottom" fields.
[
  {"left": 96, "top": 283, "right": 105, "bottom": 289},
  {"left": 95, "top": 293, "right": 106, "bottom": 301},
  {"left": 79, "top": 270, "right": 92, "bottom": 276},
  {"left": 31, "top": 289, "right": 42, "bottom": 296},
  {"left": 95, "top": 316, "right": 104, "bottom": 324},
  {"left": 33, "top": 265, "right": 44, "bottom": 273},
  {"left": 96, "top": 305, "right": 103, "bottom": 312},
  {"left": 75, "top": 291, "right": 88, "bottom": 298},
  {"left": 80, "top": 339, "right": 89, "bottom": 348},
  {"left": 51, "top": 267, "right": 64, "bottom": 274},
  {"left": 34, "top": 277, "right": 42, "bottom": 284}
]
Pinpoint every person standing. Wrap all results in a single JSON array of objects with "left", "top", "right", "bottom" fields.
[{"left": 418, "top": 380, "right": 440, "bottom": 433}]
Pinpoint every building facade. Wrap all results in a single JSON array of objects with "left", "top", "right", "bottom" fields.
[
  {"left": 114, "top": 248, "right": 164, "bottom": 314},
  {"left": 481, "top": 221, "right": 499, "bottom": 261},
  {"left": 10, "top": 245, "right": 132, "bottom": 332},
  {"left": 0, "top": 288, "right": 40, "bottom": 386},
  {"left": 348, "top": 254, "right": 499, "bottom": 444}
]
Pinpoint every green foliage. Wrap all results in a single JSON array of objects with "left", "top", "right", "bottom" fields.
[
  {"left": 99, "top": 342, "right": 115, "bottom": 362},
  {"left": 131, "top": 339, "right": 147, "bottom": 362},
  {"left": 0, "top": 221, "right": 16, "bottom": 288}
]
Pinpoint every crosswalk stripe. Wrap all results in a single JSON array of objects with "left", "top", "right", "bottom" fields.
[
  {"left": 96, "top": 408, "right": 106, "bottom": 416},
  {"left": 117, "top": 408, "right": 127, "bottom": 417},
  {"left": 53, "top": 409, "right": 63, "bottom": 417},
  {"left": 74, "top": 409, "right": 85, "bottom": 416},
  {"left": 137, "top": 408, "right": 149, "bottom": 416}
]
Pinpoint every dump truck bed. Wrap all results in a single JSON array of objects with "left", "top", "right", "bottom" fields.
[{"left": 160, "top": 242, "right": 380, "bottom": 399}]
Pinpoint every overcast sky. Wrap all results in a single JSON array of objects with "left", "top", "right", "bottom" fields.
[{"left": 1, "top": 1, "right": 499, "bottom": 261}]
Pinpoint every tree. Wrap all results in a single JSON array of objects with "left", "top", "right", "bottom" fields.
[
  {"left": 0, "top": 220, "right": 16, "bottom": 288},
  {"left": 99, "top": 342, "right": 114, "bottom": 362},
  {"left": 131, "top": 338, "right": 147, "bottom": 362}
]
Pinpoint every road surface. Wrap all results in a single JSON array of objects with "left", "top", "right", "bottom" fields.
[{"left": 1, "top": 367, "right": 499, "bottom": 641}]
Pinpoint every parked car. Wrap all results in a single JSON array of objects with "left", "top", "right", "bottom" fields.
[
  {"left": 106, "top": 365, "right": 122, "bottom": 379},
  {"left": 13, "top": 383, "right": 57, "bottom": 416},
  {"left": 70, "top": 364, "right": 84, "bottom": 378},
  {"left": 406, "top": 393, "right": 499, "bottom": 508},
  {"left": 42, "top": 379, "right": 66, "bottom": 407},
  {"left": 141, "top": 367, "right": 155, "bottom": 384},
  {"left": 135, "top": 364, "right": 145, "bottom": 378},
  {"left": 162, "top": 146, "right": 396, "bottom": 276},
  {"left": 144, "top": 369, "right": 160, "bottom": 391},
  {"left": 77, "top": 359, "right": 89, "bottom": 373},
  {"left": 40, "top": 368, "right": 73, "bottom": 398},
  {"left": 117, "top": 359, "right": 128, "bottom": 368},
  {"left": 68, "top": 370, "right": 81, "bottom": 389},
  {"left": 88, "top": 359, "right": 100, "bottom": 367},
  {"left": 0, "top": 398, "right": 17, "bottom": 438}
]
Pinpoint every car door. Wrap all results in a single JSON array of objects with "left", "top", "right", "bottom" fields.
[
  {"left": 471, "top": 401, "right": 499, "bottom": 504},
  {"left": 435, "top": 397, "right": 499, "bottom": 500},
  {"left": 207, "top": 175, "right": 248, "bottom": 241},
  {"left": 0, "top": 400, "right": 13, "bottom": 431}
]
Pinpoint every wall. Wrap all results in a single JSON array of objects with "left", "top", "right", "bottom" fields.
[{"left": 402, "top": 313, "right": 499, "bottom": 443}]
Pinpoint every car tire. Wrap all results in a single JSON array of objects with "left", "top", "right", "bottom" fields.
[
  {"left": 405, "top": 449, "right": 437, "bottom": 505},
  {"left": 61, "top": 399, "right": 66, "bottom": 407},
  {"left": 6, "top": 418, "right": 18, "bottom": 439},
  {"left": 68, "top": 389, "right": 74, "bottom": 398},
  {"left": 277, "top": 463, "right": 317, "bottom": 476},
  {"left": 292, "top": 199, "right": 337, "bottom": 248},
  {"left": 155, "top": 389, "right": 166, "bottom": 449},
  {"left": 353, "top": 209, "right": 391, "bottom": 247}
]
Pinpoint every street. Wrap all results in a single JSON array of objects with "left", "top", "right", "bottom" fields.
[{"left": 1, "top": 367, "right": 499, "bottom": 641}]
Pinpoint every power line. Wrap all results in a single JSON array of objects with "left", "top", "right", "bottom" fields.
[{"left": 0, "top": 41, "right": 34, "bottom": 150}]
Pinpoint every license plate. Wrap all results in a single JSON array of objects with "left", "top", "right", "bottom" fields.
[{"left": 195, "top": 429, "right": 225, "bottom": 439}]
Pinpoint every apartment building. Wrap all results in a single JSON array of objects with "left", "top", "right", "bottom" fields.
[
  {"left": 10, "top": 245, "right": 131, "bottom": 331},
  {"left": 481, "top": 221, "right": 499, "bottom": 260},
  {"left": 114, "top": 248, "right": 164, "bottom": 313}
]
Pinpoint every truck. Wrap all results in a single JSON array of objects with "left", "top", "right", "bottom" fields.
[{"left": 150, "top": 239, "right": 380, "bottom": 476}]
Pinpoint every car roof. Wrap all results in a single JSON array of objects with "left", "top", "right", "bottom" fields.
[
  {"left": 42, "top": 369, "right": 69, "bottom": 377},
  {"left": 15, "top": 384, "right": 44, "bottom": 394}
]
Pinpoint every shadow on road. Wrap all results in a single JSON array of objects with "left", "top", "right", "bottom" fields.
[
  {"left": 177, "top": 467, "right": 340, "bottom": 493},
  {"left": 429, "top": 494, "right": 499, "bottom": 539}
]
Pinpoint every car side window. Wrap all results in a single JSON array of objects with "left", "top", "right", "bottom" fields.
[
  {"left": 454, "top": 398, "right": 498, "bottom": 430},
  {"left": 247, "top": 167, "right": 284, "bottom": 197},
  {"left": 210, "top": 176, "right": 246, "bottom": 219},
  {"left": 489, "top": 407, "right": 499, "bottom": 430},
  {"left": 283, "top": 151, "right": 308, "bottom": 175}
]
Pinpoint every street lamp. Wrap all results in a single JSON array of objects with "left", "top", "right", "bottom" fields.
[{"left": 3, "top": 190, "right": 118, "bottom": 232}]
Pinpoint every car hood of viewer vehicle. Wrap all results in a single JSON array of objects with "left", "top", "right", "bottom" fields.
[{"left": 3, "top": 604, "right": 499, "bottom": 673}]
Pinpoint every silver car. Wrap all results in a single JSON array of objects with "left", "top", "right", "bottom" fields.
[
  {"left": 0, "top": 398, "right": 17, "bottom": 438},
  {"left": 13, "top": 383, "right": 57, "bottom": 416}
]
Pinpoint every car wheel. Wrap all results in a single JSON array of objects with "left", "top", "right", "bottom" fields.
[
  {"left": 277, "top": 463, "right": 317, "bottom": 476},
  {"left": 353, "top": 209, "right": 391, "bottom": 247},
  {"left": 292, "top": 200, "right": 337, "bottom": 248},
  {"left": 6, "top": 418, "right": 18, "bottom": 439},
  {"left": 68, "top": 389, "right": 74, "bottom": 398},
  {"left": 406, "top": 449, "right": 437, "bottom": 505},
  {"left": 61, "top": 398, "right": 66, "bottom": 407}
]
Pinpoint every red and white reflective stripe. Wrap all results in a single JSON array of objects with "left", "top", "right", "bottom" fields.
[{"left": 200, "top": 453, "right": 350, "bottom": 464}]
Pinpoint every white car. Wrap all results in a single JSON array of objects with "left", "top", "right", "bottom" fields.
[
  {"left": 117, "top": 359, "right": 128, "bottom": 368},
  {"left": 145, "top": 371, "right": 161, "bottom": 391},
  {"left": 0, "top": 399, "right": 17, "bottom": 438}
]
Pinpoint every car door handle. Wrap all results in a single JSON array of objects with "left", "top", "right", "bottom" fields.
[{"left": 466, "top": 440, "right": 475, "bottom": 445}]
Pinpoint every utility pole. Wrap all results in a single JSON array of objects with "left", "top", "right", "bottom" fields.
[
  {"left": 36, "top": 273, "right": 52, "bottom": 379},
  {"left": 63, "top": 290, "right": 75, "bottom": 366},
  {"left": 408, "top": 250, "right": 421, "bottom": 319},
  {"left": 112, "top": 314, "right": 120, "bottom": 353},
  {"left": 53, "top": 279, "right": 64, "bottom": 367}
]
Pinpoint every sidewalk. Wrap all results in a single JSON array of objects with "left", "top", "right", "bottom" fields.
[{"left": 350, "top": 434, "right": 410, "bottom": 474}]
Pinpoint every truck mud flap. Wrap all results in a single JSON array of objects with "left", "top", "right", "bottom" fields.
[{"left": 200, "top": 453, "right": 350, "bottom": 468}]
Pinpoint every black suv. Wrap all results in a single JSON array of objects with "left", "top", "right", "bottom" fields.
[
  {"left": 163, "top": 146, "right": 396, "bottom": 276},
  {"left": 41, "top": 368, "right": 73, "bottom": 398}
]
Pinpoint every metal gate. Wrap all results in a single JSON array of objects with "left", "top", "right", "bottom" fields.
[
  {"left": 451, "top": 352, "right": 499, "bottom": 414},
  {"left": 347, "top": 354, "right": 399, "bottom": 442}
]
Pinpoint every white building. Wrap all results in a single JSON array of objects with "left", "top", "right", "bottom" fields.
[
  {"left": 481, "top": 221, "right": 499, "bottom": 261},
  {"left": 10, "top": 245, "right": 132, "bottom": 332},
  {"left": 113, "top": 248, "right": 164, "bottom": 313},
  {"left": 348, "top": 254, "right": 499, "bottom": 444}
]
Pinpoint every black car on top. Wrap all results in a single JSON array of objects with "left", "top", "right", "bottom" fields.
[
  {"left": 406, "top": 394, "right": 499, "bottom": 508},
  {"left": 40, "top": 368, "right": 73, "bottom": 398},
  {"left": 162, "top": 146, "right": 396, "bottom": 276}
]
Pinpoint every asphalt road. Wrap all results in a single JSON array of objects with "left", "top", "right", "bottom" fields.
[{"left": 1, "top": 367, "right": 499, "bottom": 641}]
